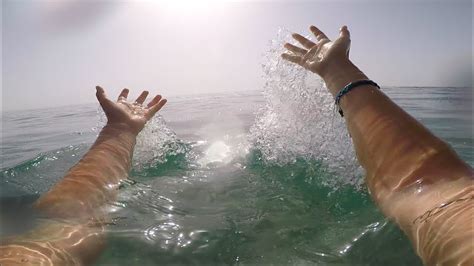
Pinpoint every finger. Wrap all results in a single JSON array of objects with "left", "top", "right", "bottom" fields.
[
  {"left": 147, "top": 99, "right": 167, "bottom": 118},
  {"left": 117, "top": 88, "right": 129, "bottom": 101},
  {"left": 95, "top": 86, "right": 114, "bottom": 109},
  {"left": 302, "top": 45, "right": 319, "bottom": 62},
  {"left": 135, "top": 91, "right": 149, "bottom": 104},
  {"left": 292, "top": 33, "right": 315, "bottom": 49},
  {"left": 146, "top": 94, "right": 162, "bottom": 108},
  {"left": 284, "top": 43, "right": 307, "bottom": 56},
  {"left": 339, "top": 25, "right": 350, "bottom": 39},
  {"left": 310, "top": 25, "right": 329, "bottom": 41},
  {"left": 281, "top": 53, "right": 303, "bottom": 65}
]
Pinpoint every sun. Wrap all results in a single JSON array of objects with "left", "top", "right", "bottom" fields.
[{"left": 136, "top": 0, "right": 224, "bottom": 15}]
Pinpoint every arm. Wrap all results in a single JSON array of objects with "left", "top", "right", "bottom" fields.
[
  {"left": 0, "top": 87, "right": 167, "bottom": 265},
  {"left": 34, "top": 87, "right": 167, "bottom": 218},
  {"left": 282, "top": 26, "right": 473, "bottom": 265}
]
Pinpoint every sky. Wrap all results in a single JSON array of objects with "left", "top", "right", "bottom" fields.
[{"left": 1, "top": 0, "right": 472, "bottom": 111}]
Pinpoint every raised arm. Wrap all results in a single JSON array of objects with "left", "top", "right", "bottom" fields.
[
  {"left": 282, "top": 26, "right": 473, "bottom": 265},
  {"left": 35, "top": 87, "right": 166, "bottom": 218},
  {"left": 0, "top": 87, "right": 167, "bottom": 265}
]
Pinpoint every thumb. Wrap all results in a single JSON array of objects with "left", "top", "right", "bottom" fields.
[
  {"left": 96, "top": 86, "right": 105, "bottom": 101},
  {"left": 95, "top": 86, "right": 114, "bottom": 111},
  {"left": 337, "top": 25, "right": 351, "bottom": 57},
  {"left": 339, "top": 25, "right": 350, "bottom": 39}
]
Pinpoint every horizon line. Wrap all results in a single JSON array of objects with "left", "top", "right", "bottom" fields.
[{"left": 2, "top": 85, "right": 472, "bottom": 113}]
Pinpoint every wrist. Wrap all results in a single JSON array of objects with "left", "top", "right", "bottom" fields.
[
  {"left": 320, "top": 60, "right": 368, "bottom": 97},
  {"left": 103, "top": 122, "right": 140, "bottom": 136}
]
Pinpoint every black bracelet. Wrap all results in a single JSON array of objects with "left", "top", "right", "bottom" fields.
[{"left": 335, "top": 80, "right": 380, "bottom": 117}]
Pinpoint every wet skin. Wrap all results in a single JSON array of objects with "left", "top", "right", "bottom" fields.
[
  {"left": 0, "top": 87, "right": 167, "bottom": 265},
  {"left": 1, "top": 26, "right": 472, "bottom": 266},
  {"left": 282, "top": 25, "right": 473, "bottom": 265}
]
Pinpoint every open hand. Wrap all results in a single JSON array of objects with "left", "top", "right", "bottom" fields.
[
  {"left": 95, "top": 86, "right": 167, "bottom": 134},
  {"left": 282, "top": 25, "right": 351, "bottom": 78}
]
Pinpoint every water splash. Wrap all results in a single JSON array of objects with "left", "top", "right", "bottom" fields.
[
  {"left": 249, "top": 28, "right": 363, "bottom": 187},
  {"left": 133, "top": 116, "right": 187, "bottom": 170},
  {"left": 96, "top": 109, "right": 187, "bottom": 170}
]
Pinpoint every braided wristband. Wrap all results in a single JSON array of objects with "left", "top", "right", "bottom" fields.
[{"left": 335, "top": 79, "right": 380, "bottom": 117}]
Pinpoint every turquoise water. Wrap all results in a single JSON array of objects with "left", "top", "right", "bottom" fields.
[
  {"left": 1, "top": 85, "right": 472, "bottom": 265},
  {"left": 1, "top": 33, "right": 472, "bottom": 265}
]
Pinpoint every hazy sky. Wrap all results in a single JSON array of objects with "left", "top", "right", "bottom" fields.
[{"left": 2, "top": 0, "right": 472, "bottom": 111}]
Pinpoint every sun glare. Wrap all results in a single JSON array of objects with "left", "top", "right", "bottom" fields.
[{"left": 137, "top": 0, "right": 224, "bottom": 16}]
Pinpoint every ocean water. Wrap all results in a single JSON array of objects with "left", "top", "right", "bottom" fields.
[
  {"left": 1, "top": 85, "right": 472, "bottom": 265},
  {"left": 1, "top": 36, "right": 472, "bottom": 265}
]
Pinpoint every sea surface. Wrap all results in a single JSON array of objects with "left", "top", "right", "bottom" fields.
[
  {"left": 1, "top": 85, "right": 472, "bottom": 265},
  {"left": 1, "top": 36, "right": 473, "bottom": 265}
]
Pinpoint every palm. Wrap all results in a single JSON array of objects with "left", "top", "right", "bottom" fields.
[
  {"left": 96, "top": 86, "right": 167, "bottom": 133},
  {"left": 282, "top": 25, "right": 351, "bottom": 75},
  {"left": 108, "top": 101, "right": 148, "bottom": 127}
]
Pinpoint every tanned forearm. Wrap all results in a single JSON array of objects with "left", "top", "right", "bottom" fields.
[
  {"left": 322, "top": 61, "right": 474, "bottom": 265},
  {"left": 0, "top": 125, "right": 138, "bottom": 265},
  {"left": 34, "top": 124, "right": 137, "bottom": 219},
  {"left": 282, "top": 25, "right": 473, "bottom": 264},
  {"left": 0, "top": 87, "right": 167, "bottom": 265},
  {"left": 322, "top": 61, "right": 472, "bottom": 207}
]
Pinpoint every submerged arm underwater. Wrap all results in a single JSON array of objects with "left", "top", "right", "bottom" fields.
[
  {"left": 282, "top": 25, "right": 473, "bottom": 265},
  {"left": 0, "top": 87, "right": 167, "bottom": 265}
]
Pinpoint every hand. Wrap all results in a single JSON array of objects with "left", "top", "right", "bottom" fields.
[
  {"left": 95, "top": 86, "right": 167, "bottom": 134},
  {"left": 282, "top": 25, "right": 351, "bottom": 78}
]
